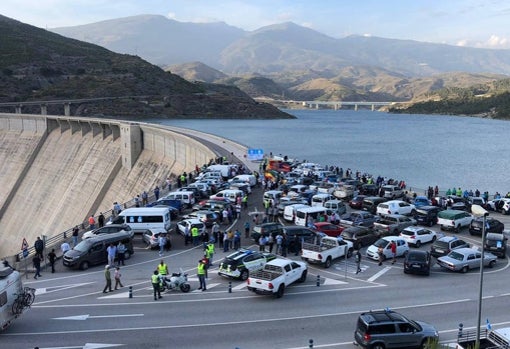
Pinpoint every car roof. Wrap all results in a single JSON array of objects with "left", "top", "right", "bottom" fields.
[
  {"left": 402, "top": 226, "right": 426, "bottom": 232},
  {"left": 451, "top": 247, "right": 478, "bottom": 254}
]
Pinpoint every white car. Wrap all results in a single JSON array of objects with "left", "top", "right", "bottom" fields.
[
  {"left": 177, "top": 219, "right": 205, "bottom": 236},
  {"left": 376, "top": 200, "right": 416, "bottom": 216},
  {"left": 399, "top": 227, "right": 438, "bottom": 247},
  {"left": 366, "top": 236, "right": 409, "bottom": 261},
  {"left": 487, "top": 198, "right": 510, "bottom": 214}
]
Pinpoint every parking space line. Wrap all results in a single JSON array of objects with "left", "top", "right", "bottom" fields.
[{"left": 367, "top": 266, "right": 391, "bottom": 282}]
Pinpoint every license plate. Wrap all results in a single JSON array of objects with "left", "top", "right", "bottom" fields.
[
  {"left": 412, "top": 265, "right": 421, "bottom": 268},
  {"left": 435, "top": 249, "right": 444, "bottom": 253}
]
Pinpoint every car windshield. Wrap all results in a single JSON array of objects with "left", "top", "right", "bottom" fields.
[
  {"left": 434, "top": 241, "right": 449, "bottom": 249},
  {"left": 73, "top": 241, "right": 92, "bottom": 253},
  {"left": 401, "top": 230, "right": 414, "bottom": 236},
  {"left": 447, "top": 251, "right": 464, "bottom": 261},
  {"left": 374, "top": 239, "right": 388, "bottom": 248}
]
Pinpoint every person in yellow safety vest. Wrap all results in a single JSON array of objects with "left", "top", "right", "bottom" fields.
[
  {"left": 242, "top": 195, "right": 248, "bottom": 209},
  {"left": 151, "top": 270, "right": 162, "bottom": 300},
  {"left": 197, "top": 259, "right": 207, "bottom": 291},
  {"left": 206, "top": 242, "right": 214, "bottom": 266},
  {"left": 157, "top": 260, "right": 168, "bottom": 276},
  {"left": 191, "top": 226, "right": 200, "bottom": 246}
]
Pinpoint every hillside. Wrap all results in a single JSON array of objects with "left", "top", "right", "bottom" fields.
[{"left": 0, "top": 15, "right": 292, "bottom": 119}]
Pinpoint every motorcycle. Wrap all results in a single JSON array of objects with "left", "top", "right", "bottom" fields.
[{"left": 159, "top": 269, "right": 191, "bottom": 293}]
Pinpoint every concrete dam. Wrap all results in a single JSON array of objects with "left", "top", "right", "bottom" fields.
[{"left": 0, "top": 113, "right": 217, "bottom": 259}]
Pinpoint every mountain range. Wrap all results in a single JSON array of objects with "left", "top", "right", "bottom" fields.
[
  {"left": 0, "top": 14, "right": 290, "bottom": 119},
  {"left": 51, "top": 15, "right": 510, "bottom": 102}
]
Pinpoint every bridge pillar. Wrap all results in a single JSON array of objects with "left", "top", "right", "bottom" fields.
[
  {"left": 15, "top": 105, "right": 22, "bottom": 114},
  {"left": 40, "top": 104, "right": 47, "bottom": 115},
  {"left": 315, "top": 104, "right": 319, "bottom": 110},
  {"left": 64, "top": 103, "right": 71, "bottom": 116},
  {"left": 334, "top": 104, "right": 338, "bottom": 110},
  {"left": 371, "top": 104, "right": 375, "bottom": 111},
  {"left": 354, "top": 104, "right": 358, "bottom": 111}
]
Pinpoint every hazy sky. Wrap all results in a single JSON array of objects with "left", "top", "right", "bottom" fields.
[{"left": 1, "top": 0, "right": 510, "bottom": 49}]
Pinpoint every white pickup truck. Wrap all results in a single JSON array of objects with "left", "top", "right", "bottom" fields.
[
  {"left": 301, "top": 236, "right": 353, "bottom": 268},
  {"left": 246, "top": 258, "right": 308, "bottom": 298}
]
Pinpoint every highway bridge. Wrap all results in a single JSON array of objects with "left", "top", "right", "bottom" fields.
[{"left": 256, "top": 98, "right": 400, "bottom": 111}]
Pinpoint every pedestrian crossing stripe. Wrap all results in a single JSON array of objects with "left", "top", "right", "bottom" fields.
[{"left": 322, "top": 278, "right": 347, "bottom": 285}]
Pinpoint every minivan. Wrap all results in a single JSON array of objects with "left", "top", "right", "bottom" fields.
[
  {"left": 110, "top": 207, "right": 172, "bottom": 234},
  {"left": 283, "top": 204, "right": 310, "bottom": 222},
  {"left": 437, "top": 209, "right": 473, "bottom": 232},
  {"left": 323, "top": 200, "right": 347, "bottom": 216},
  {"left": 311, "top": 193, "right": 334, "bottom": 207},
  {"left": 294, "top": 206, "right": 327, "bottom": 226},
  {"left": 165, "top": 191, "right": 195, "bottom": 208},
  {"left": 229, "top": 174, "right": 257, "bottom": 187},
  {"left": 62, "top": 231, "right": 134, "bottom": 270},
  {"left": 210, "top": 189, "right": 243, "bottom": 203},
  {"left": 382, "top": 185, "right": 404, "bottom": 199}
]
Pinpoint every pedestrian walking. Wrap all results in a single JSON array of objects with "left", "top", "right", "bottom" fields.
[
  {"left": 88, "top": 215, "right": 96, "bottom": 230},
  {"left": 223, "top": 231, "right": 229, "bottom": 252},
  {"left": 244, "top": 221, "right": 250, "bottom": 238},
  {"left": 206, "top": 242, "right": 215, "bottom": 266},
  {"left": 33, "top": 255, "right": 42, "bottom": 279},
  {"left": 355, "top": 250, "right": 362, "bottom": 274},
  {"left": 276, "top": 233, "right": 283, "bottom": 255},
  {"left": 141, "top": 191, "right": 148, "bottom": 206},
  {"left": 267, "top": 234, "right": 274, "bottom": 253},
  {"left": 191, "top": 226, "right": 200, "bottom": 246},
  {"left": 114, "top": 267, "right": 124, "bottom": 290},
  {"left": 151, "top": 270, "right": 162, "bottom": 300},
  {"left": 154, "top": 185, "right": 160, "bottom": 201},
  {"left": 158, "top": 234, "right": 166, "bottom": 256},
  {"left": 102, "top": 265, "right": 112, "bottom": 293},
  {"left": 61, "top": 240, "right": 71, "bottom": 254},
  {"left": 378, "top": 246, "right": 384, "bottom": 266},
  {"left": 106, "top": 243, "right": 117, "bottom": 267},
  {"left": 234, "top": 229, "right": 241, "bottom": 250},
  {"left": 197, "top": 259, "right": 207, "bottom": 291},
  {"left": 47, "top": 249, "right": 57, "bottom": 273}
]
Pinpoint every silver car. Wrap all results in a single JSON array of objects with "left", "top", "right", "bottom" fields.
[{"left": 437, "top": 247, "right": 497, "bottom": 273}]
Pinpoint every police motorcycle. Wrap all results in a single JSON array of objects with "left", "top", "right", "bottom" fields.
[{"left": 159, "top": 268, "right": 191, "bottom": 293}]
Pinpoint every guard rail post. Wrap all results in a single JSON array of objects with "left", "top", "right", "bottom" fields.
[
  {"left": 309, "top": 339, "right": 314, "bottom": 348},
  {"left": 129, "top": 286, "right": 133, "bottom": 299},
  {"left": 316, "top": 274, "right": 320, "bottom": 287},
  {"left": 228, "top": 281, "right": 232, "bottom": 293}
]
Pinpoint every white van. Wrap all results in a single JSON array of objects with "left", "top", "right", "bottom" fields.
[
  {"left": 229, "top": 174, "right": 257, "bottom": 187},
  {"left": 311, "top": 193, "right": 334, "bottom": 207},
  {"left": 165, "top": 191, "right": 196, "bottom": 208},
  {"left": 283, "top": 204, "right": 310, "bottom": 222},
  {"left": 295, "top": 206, "right": 327, "bottom": 226},
  {"left": 206, "top": 164, "right": 234, "bottom": 178},
  {"left": 263, "top": 190, "right": 283, "bottom": 206},
  {"left": 110, "top": 207, "right": 171, "bottom": 234},
  {"left": 210, "top": 189, "right": 243, "bottom": 203}
]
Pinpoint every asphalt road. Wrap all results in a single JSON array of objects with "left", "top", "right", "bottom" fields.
[{"left": 2, "top": 184, "right": 510, "bottom": 349}]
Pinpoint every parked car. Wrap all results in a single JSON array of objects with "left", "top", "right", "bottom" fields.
[
  {"left": 469, "top": 217, "right": 504, "bottom": 236},
  {"left": 81, "top": 224, "right": 132, "bottom": 240},
  {"left": 251, "top": 222, "right": 284, "bottom": 242},
  {"left": 313, "top": 222, "right": 345, "bottom": 237},
  {"left": 414, "top": 205, "right": 441, "bottom": 227},
  {"left": 183, "top": 210, "right": 219, "bottom": 228},
  {"left": 362, "top": 196, "right": 387, "bottom": 214},
  {"left": 430, "top": 236, "right": 470, "bottom": 258},
  {"left": 413, "top": 196, "right": 431, "bottom": 208},
  {"left": 404, "top": 250, "right": 432, "bottom": 276},
  {"left": 359, "top": 184, "right": 378, "bottom": 196},
  {"left": 340, "top": 226, "right": 379, "bottom": 250},
  {"left": 366, "top": 236, "right": 409, "bottom": 261},
  {"left": 281, "top": 226, "right": 317, "bottom": 253},
  {"left": 437, "top": 209, "right": 473, "bottom": 232},
  {"left": 399, "top": 227, "right": 438, "bottom": 247},
  {"left": 376, "top": 200, "right": 416, "bottom": 216},
  {"left": 437, "top": 247, "right": 497, "bottom": 273},
  {"left": 142, "top": 230, "right": 168, "bottom": 249},
  {"left": 218, "top": 249, "right": 277, "bottom": 280},
  {"left": 349, "top": 195, "right": 366, "bottom": 209},
  {"left": 177, "top": 219, "right": 205, "bottom": 236},
  {"left": 484, "top": 233, "right": 508, "bottom": 258},
  {"left": 487, "top": 198, "right": 510, "bottom": 214},
  {"left": 353, "top": 309, "right": 439, "bottom": 349},
  {"left": 382, "top": 185, "right": 404, "bottom": 199}
]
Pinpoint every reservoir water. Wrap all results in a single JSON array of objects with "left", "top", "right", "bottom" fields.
[{"left": 147, "top": 109, "right": 509, "bottom": 194}]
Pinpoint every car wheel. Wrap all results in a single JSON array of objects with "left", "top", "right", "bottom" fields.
[
  {"left": 489, "top": 260, "right": 496, "bottom": 268},
  {"left": 324, "top": 257, "right": 332, "bottom": 268},
  {"left": 240, "top": 269, "right": 249, "bottom": 281},
  {"left": 461, "top": 266, "right": 469, "bottom": 273},
  {"left": 298, "top": 270, "right": 307, "bottom": 283},
  {"left": 371, "top": 343, "right": 385, "bottom": 349},
  {"left": 275, "top": 284, "right": 285, "bottom": 298},
  {"left": 80, "top": 261, "right": 89, "bottom": 270},
  {"left": 415, "top": 240, "right": 421, "bottom": 248},
  {"left": 431, "top": 236, "right": 437, "bottom": 242},
  {"left": 454, "top": 225, "right": 460, "bottom": 233}
]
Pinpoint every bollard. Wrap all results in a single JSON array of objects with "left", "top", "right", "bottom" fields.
[
  {"left": 129, "top": 286, "right": 133, "bottom": 299},
  {"left": 309, "top": 339, "right": 314, "bottom": 348},
  {"left": 228, "top": 281, "right": 232, "bottom": 293},
  {"left": 458, "top": 323, "right": 463, "bottom": 340},
  {"left": 316, "top": 275, "right": 320, "bottom": 287}
]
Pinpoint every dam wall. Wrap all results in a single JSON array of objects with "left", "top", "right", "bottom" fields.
[{"left": 0, "top": 114, "right": 215, "bottom": 258}]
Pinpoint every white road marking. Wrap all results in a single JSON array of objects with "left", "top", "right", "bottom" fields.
[
  {"left": 367, "top": 266, "right": 391, "bottom": 282},
  {"left": 322, "top": 278, "right": 347, "bottom": 285},
  {"left": 36, "top": 283, "right": 95, "bottom": 295},
  {"left": 53, "top": 314, "right": 143, "bottom": 321}
]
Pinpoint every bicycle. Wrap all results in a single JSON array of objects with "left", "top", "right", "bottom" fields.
[{"left": 11, "top": 287, "right": 35, "bottom": 315}]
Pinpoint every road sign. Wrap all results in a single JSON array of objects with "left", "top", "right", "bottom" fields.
[{"left": 247, "top": 148, "right": 264, "bottom": 161}]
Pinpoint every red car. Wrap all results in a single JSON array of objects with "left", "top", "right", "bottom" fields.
[
  {"left": 349, "top": 195, "right": 366, "bottom": 209},
  {"left": 313, "top": 222, "right": 345, "bottom": 237}
]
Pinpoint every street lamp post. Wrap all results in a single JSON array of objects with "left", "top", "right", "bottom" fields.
[{"left": 471, "top": 204, "right": 489, "bottom": 349}]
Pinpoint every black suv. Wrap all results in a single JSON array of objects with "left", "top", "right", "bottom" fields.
[
  {"left": 362, "top": 196, "right": 387, "bottom": 214},
  {"left": 484, "top": 233, "right": 508, "bottom": 258},
  {"left": 282, "top": 226, "right": 317, "bottom": 253},
  {"left": 251, "top": 222, "right": 284, "bottom": 242},
  {"left": 469, "top": 217, "right": 504, "bottom": 236},
  {"left": 340, "top": 226, "right": 378, "bottom": 250},
  {"left": 354, "top": 309, "right": 438, "bottom": 349},
  {"left": 414, "top": 206, "right": 441, "bottom": 227}
]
